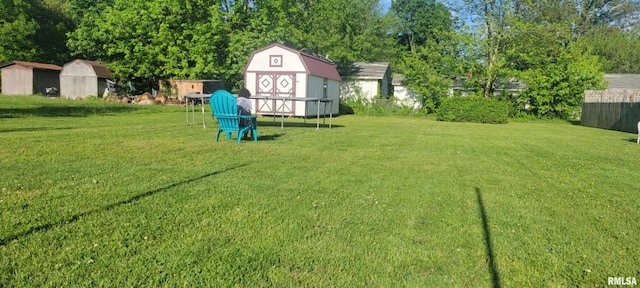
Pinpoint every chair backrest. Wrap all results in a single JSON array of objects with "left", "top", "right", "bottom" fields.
[{"left": 210, "top": 90, "right": 242, "bottom": 130}]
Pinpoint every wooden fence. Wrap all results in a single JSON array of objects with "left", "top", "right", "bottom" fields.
[{"left": 581, "top": 89, "right": 640, "bottom": 133}]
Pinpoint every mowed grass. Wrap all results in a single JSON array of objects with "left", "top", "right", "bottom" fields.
[{"left": 0, "top": 96, "right": 638, "bottom": 287}]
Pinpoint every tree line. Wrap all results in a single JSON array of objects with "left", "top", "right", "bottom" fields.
[{"left": 1, "top": 0, "right": 639, "bottom": 118}]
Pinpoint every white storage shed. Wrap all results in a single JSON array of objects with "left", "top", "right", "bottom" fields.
[
  {"left": 340, "top": 62, "right": 391, "bottom": 101},
  {"left": 60, "top": 59, "right": 113, "bottom": 99},
  {"left": 243, "top": 43, "right": 341, "bottom": 117}
]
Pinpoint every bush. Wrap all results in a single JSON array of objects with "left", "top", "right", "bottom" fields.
[
  {"left": 435, "top": 96, "right": 511, "bottom": 124},
  {"left": 339, "top": 97, "right": 427, "bottom": 117}
]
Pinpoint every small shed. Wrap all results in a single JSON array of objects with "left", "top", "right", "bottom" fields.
[
  {"left": 340, "top": 62, "right": 391, "bottom": 101},
  {"left": 392, "top": 74, "right": 420, "bottom": 109},
  {"left": 581, "top": 74, "right": 640, "bottom": 133},
  {"left": 60, "top": 59, "right": 113, "bottom": 99},
  {"left": 158, "top": 79, "right": 224, "bottom": 101},
  {"left": 0, "top": 61, "right": 62, "bottom": 95},
  {"left": 244, "top": 43, "right": 341, "bottom": 117}
]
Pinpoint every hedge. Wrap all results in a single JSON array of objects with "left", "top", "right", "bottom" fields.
[{"left": 435, "top": 96, "right": 511, "bottom": 124}]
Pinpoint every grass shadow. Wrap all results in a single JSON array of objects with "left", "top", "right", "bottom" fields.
[
  {"left": 0, "top": 127, "right": 75, "bottom": 133},
  {"left": 257, "top": 133, "right": 284, "bottom": 141},
  {"left": 0, "top": 164, "right": 245, "bottom": 246},
  {"left": 475, "top": 187, "right": 502, "bottom": 288},
  {"left": 622, "top": 138, "right": 639, "bottom": 143},
  {"left": 256, "top": 120, "right": 343, "bottom": 129},
  {"left": 0, "top": 105, "right": 141, "bottom": 118}
]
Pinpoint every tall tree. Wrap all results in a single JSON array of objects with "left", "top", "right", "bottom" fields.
[
  {"left": 391, "top": 0, "right": 459, "bottom": 111},
  {"left": 576, "top": 27, "right": 640, "bottom": 73},
  {"left": 0, "top": 0, "right": 72, "bottom": 64},
  {"left": 67, "top": 0, "right": 230, "bottom": 91}
]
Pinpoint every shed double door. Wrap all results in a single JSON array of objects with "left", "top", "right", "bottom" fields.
[{"left": 255, "top": 73, "right": 296, "bottom": 115}]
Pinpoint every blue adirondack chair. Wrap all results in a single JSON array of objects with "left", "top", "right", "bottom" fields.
[{"left": 210, "top": 90, "right": 258, "bottom": 142}]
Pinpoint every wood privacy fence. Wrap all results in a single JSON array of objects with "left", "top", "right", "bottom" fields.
[{"left": 581, "top": 89, "right": 640, "bottom": 133}]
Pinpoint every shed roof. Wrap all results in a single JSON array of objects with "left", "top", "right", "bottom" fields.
[
  {"left": 392, "top": 74, "right": 405, "bottom": 85},
  {"left": 345, "top": 62, "right": 390, "bottom": 80},
  {"left": 604, "top": 74, "right": 640, "bottom": 89},
  {"left": 246, "top": 44, "right": 341, "bottom": 81},
  {"left": 0, "top": 61, "right": 62, "bottom": 71},
  {"left": 64, "top": 59, "right": 113, "bottom": 79}
]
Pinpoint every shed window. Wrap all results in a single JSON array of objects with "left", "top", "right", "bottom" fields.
[{"left": 323, "top": 78, "right": 328, "bottom": 98}]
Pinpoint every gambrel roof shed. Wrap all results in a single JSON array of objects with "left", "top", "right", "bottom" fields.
[
  {"left": 243, "top": 43, "right": 341, "bottom": 117},
  {"left": 244, "top": 43, "right": 341, "bottom": 81},
  {"left": 0, "top": 61, "right": 62, "bottom": 95},
  {"left": 60, "top": 59, "right": 113, "bottom": 99}
]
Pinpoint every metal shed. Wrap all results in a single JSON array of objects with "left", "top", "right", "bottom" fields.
[
  {"left": 0, "top": 61, "right": 62, "bottom": 95},
  {"left": 340, "top": 62, "right": 391, "bottom": 101},
  {"left": 60, "top": 59, "right": 113, "bottom": 99},
  {"left": 243, "top": 43, "right": 341, "bottom": 117}
]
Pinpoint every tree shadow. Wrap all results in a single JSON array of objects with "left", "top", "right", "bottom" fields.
[
  {"left": 0, "top": 105, "right": 141, "bottom": 118},
  {"left": 0, "top": 127, "right": 75, "bottom": 133},
  {"left": 0, "top": 164, "right": 245, "bottom": 246},
  {"left": 475, "top": 187, "right": 502, "bottom": 288}
]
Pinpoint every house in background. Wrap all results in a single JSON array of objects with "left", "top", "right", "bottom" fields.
[
  {"left": 340, "top": 62, "right": 391, "bottom": 101},
  {"left": 244, "top": 43, "right": 341, "bottom": 117},
  {"left": 60, "top": 59, "right": 113, "bottom": 99},
  {"left": 0, "top": 61, "right": 62, "bottom": 96}
]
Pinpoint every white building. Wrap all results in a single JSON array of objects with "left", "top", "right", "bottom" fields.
[
  {"left": 60, "top": 59, "right": 113, "bottom": 99},
  {"left": 243, "top": 43, "right": 341, "bottom": 117},
  {"left": 340, "top": 62, "right": 391, "bottom": 102}
]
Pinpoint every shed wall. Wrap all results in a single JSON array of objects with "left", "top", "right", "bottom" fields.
[
  {"left": 341, "top": 79, "right": 379, "bottom": 101},
  {"left": 394, "top": 85, "right": 420, "bottom": 109},
  {"left": 60, "top": 75, "right": 98, "bottom": 99},
  {"left": 60, "top": 62, "right": 98, "bottom": 99},
  {"left": 1, "top": 66, "right": 32, "bottom": 95},
  {"left": 581, "top": 89, "right": 640, "bottom": 133},
  {"left": 245, "top": 46, "right": 305, "bottom": 73}
]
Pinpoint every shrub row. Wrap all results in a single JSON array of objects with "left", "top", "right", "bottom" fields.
[{"left": 435, "top": 96, "right": 511, "bottom": 124}]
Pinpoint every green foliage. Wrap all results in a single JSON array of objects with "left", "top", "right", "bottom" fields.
[
  {"left": 575, "top": 27, "right": 640, "bottom": 73},
  {"left": 340, "top": 96, "right": 424, "bottom": 116},
  {"left": 517, "top": 46, "right": 605, "bottom": 119},
  {"left": 0, "top": 0, "right": 72, "bottom": 64},
  {"left": 63, "top": 0, "right": 396, "bottom": 91},
  {"left": 391, "top": 0, "right": 453, "bottom": 50},
  {"left": 436, "top": 96, "right": 511, "bottom": 123},
  {"left": 391, "top": 0, "right": 461, "bottom": 114}
]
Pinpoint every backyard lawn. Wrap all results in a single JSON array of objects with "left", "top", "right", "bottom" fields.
[{"left": 1, "top": 96, "right": 638, "bottom": 287}]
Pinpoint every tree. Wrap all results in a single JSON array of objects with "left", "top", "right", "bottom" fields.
[
  {"left": 391, "top": 0, "right": 459, "bottom": 112},
  {"left": 517, "top": 45, "right": 605, "bottom": 118},
  {"left": 0, "top": 0, "right": 72, "bottom": 64},
  {"left": 67, "top": 0, "right": 230, "bottom": 91},
  {"left": 575, "top": 27, "right": 640, "bottom": 73}
]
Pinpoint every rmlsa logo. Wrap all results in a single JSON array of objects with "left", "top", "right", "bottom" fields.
[{"left": 608, "top": 277, "right": 637, "bottom": 285}]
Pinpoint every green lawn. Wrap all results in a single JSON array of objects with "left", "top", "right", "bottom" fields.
[{"left": 1, "top": 96, "right": 638, "bottom": 287}]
